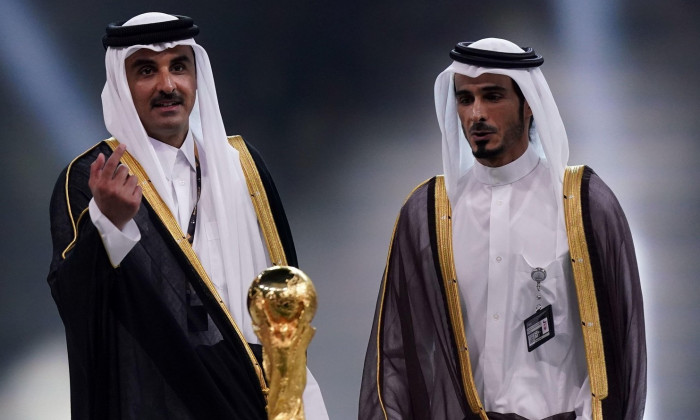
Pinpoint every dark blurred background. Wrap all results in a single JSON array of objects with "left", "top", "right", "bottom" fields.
[{"left": 1, "top": 1, "right": 698, "bottom": 418}]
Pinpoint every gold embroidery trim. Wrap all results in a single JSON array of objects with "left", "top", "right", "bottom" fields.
[
  {"left": 434, "top": 176, "right": 487, "bottom": 420},
  {"left": 563, "top": 165, "right": 608, "bottom": 420},
  {"left": 61, "top": 142, "right": 103, "bottom": 259},
  {"left": 62, "top": 208, "right": 89, "bottom": 258},
  {"left": 227, "top": 136, "right": 287, "bottom": 267},
  {"left": 105, "top": 138, "right": 269, "bottom": 396},
  {"left": 375, "top": 178, "right": 431, "bottom": 420}
]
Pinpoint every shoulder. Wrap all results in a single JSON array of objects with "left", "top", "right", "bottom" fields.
[
  {"left": 579, "top": 166, "right": 625, "bottom": 215},
  {"left": 582, "top": 167, "right": 616, "bottom": 200},
  {"left": 577, "top": 166, "right": 635, "bottom": 245},
  {"left": 53, "top": 141, "right": 112, "bottom": 191},
  {"left": 61, "top": 141, "right": 113, "bottom": 179},
  {"left": 226, "top": 134, "right": 269, "bottom": 169},
  {"left": 50, "top": 141, "right": 112, "bottom": 227},
  {"left": 397, "top": 176, "right": 437, "bottom": 223},
  {"left": 51, "top": 140, "right": 111, "bottom": 206},
  {"left": 403, "top": 177, "right": 435, "bottom": 207}
]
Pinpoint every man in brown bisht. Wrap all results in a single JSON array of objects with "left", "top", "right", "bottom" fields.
[
  {"left": 360, "top": 38, "right": 645, "bottom": 420},
  {"left": 48, "top": 12, "right": 327, "bottom": 420}
]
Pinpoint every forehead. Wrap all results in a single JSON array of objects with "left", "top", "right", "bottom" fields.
[
  {"left": 453, "top": 72, "right": 514, "bottom": 91},
  {"left": 125, "top": 44, "right": 194, "bottom": 64}
]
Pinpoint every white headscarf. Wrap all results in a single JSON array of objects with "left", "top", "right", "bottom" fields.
[
  {"left": 434, "top": 38, "right": 569, "bottom": 206},
  {"left": 101, "top": 12, "right": 268, "bottom": 333}
]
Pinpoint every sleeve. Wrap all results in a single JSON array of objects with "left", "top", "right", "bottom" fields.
[
  {"left": 359, "top": 235, "right": 412, "bottom": 420},
  {"left": 584, "top": 170, "right": 646, "bottom": 420},
  {"left": 47, "top": 156, "right": 121, "bottom": 359},
  {"left": 360, "top": 198, "right": 417, "bottom": 420},
  {"left": 359, "top": 180, "right": 469, "bottom": 420},
  {"left": 88, "top": 198, "right": 140, "bottom": 267}
]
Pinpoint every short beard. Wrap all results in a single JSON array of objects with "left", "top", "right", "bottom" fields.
[
  {"left": 463, "top": 114, "right": 526, "bottom": 160},
  {"left": 472, "top": 142, "right": 504, "bottom": 159}
]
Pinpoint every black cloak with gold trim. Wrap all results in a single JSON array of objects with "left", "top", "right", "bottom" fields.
[
  {"left": 359, "top": 167, "right": 646, "bottom": 420},
  {"left": 48, "top": 139, "right": 296, "bottom": 420}
]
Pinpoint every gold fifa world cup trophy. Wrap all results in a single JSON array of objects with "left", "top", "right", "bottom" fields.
[{"left": 248, "top": 266, "right": 317, "bottom": 420}]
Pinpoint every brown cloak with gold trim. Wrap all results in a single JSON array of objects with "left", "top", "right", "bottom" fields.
[
  {"left": 359, "top": 167, "right": 646, "bottom": 420},
  {"left": 48, "top": 138, "right": 296, "bottom": 420}
]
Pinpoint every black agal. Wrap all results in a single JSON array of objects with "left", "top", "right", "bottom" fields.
[
  {"left": 102, "top": 15, "right": 199, "bottom": 50},
  {"left": 450, "top": 41, "right": 544, "bottom": 69}
]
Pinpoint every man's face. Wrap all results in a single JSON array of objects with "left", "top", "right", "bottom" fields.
[
  {"left": 454, "top": 73, "right": 532, "bottom": 167},
  {"left": 125, "top": 45, "right": 196, "bottom": 147}
]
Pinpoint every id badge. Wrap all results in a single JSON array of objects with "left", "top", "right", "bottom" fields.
[{"left": 524, "top": 304, "right": 555, "bottom": 352}]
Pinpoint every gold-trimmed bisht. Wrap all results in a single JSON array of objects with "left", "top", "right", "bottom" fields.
[
  {"left": 434, "top": 176, "right": 488, "bottom": 420},
  {"left": 374, "top": 170, "right": 608, "bottom": 419},
  {"left": 563, "top": 165, "right": 608, "bottom": 420},
  {"left": 101, "top": 137, "right": 289, "bottom": 399}
]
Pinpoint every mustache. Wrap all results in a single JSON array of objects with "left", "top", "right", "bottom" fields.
[
  {"left": 150, "top": 91, "right": 183, "bottom": 107},
  {"left": 469, "top": 121, "right": 497, "bottom": 135}
]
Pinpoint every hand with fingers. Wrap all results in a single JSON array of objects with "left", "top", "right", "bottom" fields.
[{"left": 89, "top": 144, "right": 143, "bottom": 230}]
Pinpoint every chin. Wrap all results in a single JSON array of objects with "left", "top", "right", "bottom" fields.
[{"left": 472, "top": 144, "right": 504, "bottom": 160}]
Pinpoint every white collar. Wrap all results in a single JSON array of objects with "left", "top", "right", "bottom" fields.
[
  {"left": 147, "top": 131, "right": 196, "bottom": 178},
  {"left": 472, "top": 143, "right": 539, "bottom": 186}
]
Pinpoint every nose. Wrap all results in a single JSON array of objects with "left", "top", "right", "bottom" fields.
[
  {"left": 470, "top": 98, "right": 486, "bottom": 122},
  {"left": 156, "top": 71, "right": 175, "bottom": 93}
]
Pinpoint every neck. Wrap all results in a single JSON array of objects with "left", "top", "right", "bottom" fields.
[
  {"left": 152, "top": 130, "right": 188, "bottom": 148},
  {"left": 475, "top": 140, "right": 528, "bottom": 168},
  {"left": 472, "top": 142, "right": 539, "bottom": 186}
]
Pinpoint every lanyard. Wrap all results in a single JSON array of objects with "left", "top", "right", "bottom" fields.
[{"left": 185, "top": 155, "right": 201, "bottom": 244}]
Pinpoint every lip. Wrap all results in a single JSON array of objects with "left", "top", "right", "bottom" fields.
[
  {"left": 469, "top": 131, "right": 495, "bottom": 141},
  {"left": 152, "top": 102, "right": 182, "bottom": 113}
]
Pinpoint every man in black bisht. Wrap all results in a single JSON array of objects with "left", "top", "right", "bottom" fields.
[
  {"left": 48, "top": 12, "right": 327, "bottom": 420},
  {"left": 360, "top": 38, "right": 645, "bottom": 420}
]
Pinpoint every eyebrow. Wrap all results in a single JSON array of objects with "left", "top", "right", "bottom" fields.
[
  {"left": 128, "top": 58, "right": 155, "bottom": 70},
  {"left": 128, "top": 54, "right": 192, "bottom": 70},
  {"left": 170, "top": 55, "right": 192, "bottom": 64},
  {"left": 455, "top": 84, "right": 507, "bottom": 96}
]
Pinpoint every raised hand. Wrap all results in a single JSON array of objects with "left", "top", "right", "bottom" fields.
[{"left": 89, "top": 144, "right": 143, "bottom": 230}]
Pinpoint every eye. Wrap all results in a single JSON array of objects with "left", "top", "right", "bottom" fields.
[
  {"left": 138, "top": 66, "right": 154, "bottom": 76},
  {"left": 172, "top": 63, "right": 186, "bottom": 72},
  {"left": 457, "top": 95, "right": 474, "bottom": 105},
  {"left": 485, "top": 93, "right": 503, "bottom": 102}
]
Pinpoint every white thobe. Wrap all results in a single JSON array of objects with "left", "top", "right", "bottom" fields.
[{"left": 452, "top": 144, "right": 592, "bottom": 419}]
